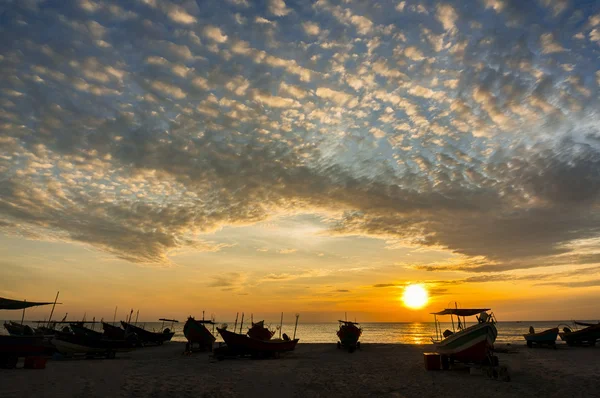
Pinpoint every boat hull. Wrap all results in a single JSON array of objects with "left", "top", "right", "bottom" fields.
[
  {"left": 337, "top": 325, "right": 361, "bottom": 347},
  {"left": 523, "top": 328, "right": 558, "bottom": 346},
  {"left": 121, "top": 321, "right": 174, "bottom": 345},
  {"left": 52, "top": 332, "right": 134, "bottom": 356},
  {"left": 183, "top": 318, "right": 216, "bottom": 348},
  {"left": 217, "top": 328, "right": 298, "bottom": 355},
  {"left": 559, "top": 324, "right": 600, "bottom": 346},
  {"left": 434, "top": 322, "right": 497, "bottom": 364}
]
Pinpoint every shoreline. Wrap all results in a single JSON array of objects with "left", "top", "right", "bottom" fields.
[{"left": 1, "top": 342, "right": 599, "bottom": 397}]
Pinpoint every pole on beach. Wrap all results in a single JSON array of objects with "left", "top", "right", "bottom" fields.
[
  {"left": 293, "top": 314, "right": 299, "bottom": 340},
  {"left": 113, "top": 306, "right": 118, "bottom": 326},
  {"left": 47, "top": 291, "right": 60, "bottom": 328},
  {"left": 233, "top": 312, "right": 239, "bottom": 332},
  {"left": 239, "top": 313, "right": 244, "bottom": 334},
  {"left": 279, "top": 312, "right": 284, "bottom": 339},
  {"left": 21, "top": 300, "right": 26, "bottom": 325}
]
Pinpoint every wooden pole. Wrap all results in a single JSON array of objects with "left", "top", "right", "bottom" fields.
[
  {"left": 47, "top": 291, "right": 60, "bottom": 328},
  {"left": 113, "top": 306, "right": 118, "bottom": 326},
  {"left": 233, "top": 312, "right": 239, "bottom": 332},
  {"left": 239, "top": 313, "right": 244, "bottom": 334},
  {"left": 279, "top": 312, "right": 283, "bottom": 339},
  {"left": 202, "top": 310, "right": 205, "bottom": 321},
  {"left": 21, "top": 300, "right": 26, "bottom": 325},
  {"left": 293, "top": 314, "right": 299, "bottom": 340}
]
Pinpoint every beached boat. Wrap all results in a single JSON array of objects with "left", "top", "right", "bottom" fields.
[
  {"left": 559, "top": 322, "right": 600, "bottom": 346},
  {"left": 431, "top": 307, "right": 497, "bottom": 364},
  {"left": 121, "top": 321, "right": 174, "bottom": 345},
  {"left": 70, "top": 323, "right": 104, "bottom": 339},
  {"left": 523, "top": 327, "right": 558, "bottom": 348},
  {"left": 102, "top": 322, "right": 128, "bottom": 339},
  {"left": 217, "top": 327, "right": 299, "bottom": 357},
  {"left": 0, "top": 295, "right": 59, "bottom": 368},
  {"left": 51, "top": 331, "right": 134, "bottom": 358},
  {"left": 337, "top": 320, "right": 362, "bottom": 352},
  {"left": 3, "top": 321, "right": 38, "bottom": 336},
  {"left": 247, "top": 320, "right": 275, "bottom": 341},
  {"left": 183, "top": 317, "right": 216, "bottom": 350}
]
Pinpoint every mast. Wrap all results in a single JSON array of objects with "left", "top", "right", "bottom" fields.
[
  {"left": 239, "top": 312, "right": 244, "bottom": 334},
  {"left": 47, "top": 291, "right": 60, "bottom": 328},
  {"left": 293, "top": 313, "right": 299, "bottom": 340},
  {"left": 113, "top": 306, "right": 118, "bottom": 326},
  {"left": 21, "top": 299, "right": 26, "bottom": 325},
  {"left": 279, "top": 312, "right": 284, "bottom": 339},
  {"left": 135, "top": 310, "right": 139, "bottom": 325},
  {"left": 233, "top": 312, "right": 239, "bottom": 332}
]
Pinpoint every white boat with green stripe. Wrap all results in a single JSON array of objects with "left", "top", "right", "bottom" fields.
[{"left": 431, "top": 306, "right": 497, "bottom": 364}]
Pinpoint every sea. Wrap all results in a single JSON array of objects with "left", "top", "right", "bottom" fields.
[{"left": 2, "top": 320, "right": 590, "bottom": 344}]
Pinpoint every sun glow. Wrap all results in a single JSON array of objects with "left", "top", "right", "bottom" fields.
[{"left": 401, "top": 284, "right": 429, "bottom": 309}]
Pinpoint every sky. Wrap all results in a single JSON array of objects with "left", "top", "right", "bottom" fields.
[{"left": 1, "top": 0, "right": 600, "bottom": 323}]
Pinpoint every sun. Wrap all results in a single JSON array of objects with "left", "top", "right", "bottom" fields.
[{"left": 401, "top": 284, "right": 429, "bottom": 309}]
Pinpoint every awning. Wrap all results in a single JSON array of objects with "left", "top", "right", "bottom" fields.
[
  {"left": 0, "top": 297, "right": 57, "bottom": 310},
  {"left": 431, "top": 308, "right": 490, "bottom": 316}
]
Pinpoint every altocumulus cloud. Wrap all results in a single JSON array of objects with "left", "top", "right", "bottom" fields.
[{"left": 1, "top": 0, "right": 600, "bottom": 274}]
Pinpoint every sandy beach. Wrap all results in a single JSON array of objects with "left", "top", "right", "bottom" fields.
[{"left": 1, "top": 343, "right": 599, "bottom": 397}]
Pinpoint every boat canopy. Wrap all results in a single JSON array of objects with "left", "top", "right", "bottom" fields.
[
  {"left": 338, "top": 320, "right": 360, "bottom": 325},
  {"left": 431, "top": 308, "right": 490, "bottom": 316},
  {"left": 0, "top": 297, "right": 57, "bottom": 310}
]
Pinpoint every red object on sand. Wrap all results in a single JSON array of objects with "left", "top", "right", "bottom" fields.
[
  {"left": 423, "top": 352, "right": 441, "bottom": 370},
  {"left": 24, "top": 356, "right": 47, "bottom": 369}
]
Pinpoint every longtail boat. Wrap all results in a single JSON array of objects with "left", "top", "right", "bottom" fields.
[
  {"left": 102, "top": 322, "right": 127, "bottom": 339},
  {"left": 70, "top": 323, "right": 103, "bottom": 339},
  {"left": 183, "top": 317, "right": 216, "bottom": 350},
  {"left": 247, "top": 320, "right": 275, "bottom": 341},
  {"left": 51, "top": 331, "right": 134, "bottom": 358},
  {"left": 0, "top": 295, "right": 59, "bottom": 368},
  {"left": 121, "top": 321, "right": 175, "bottom": 345},
  {"left": 431, "top": 306, "right": 497, "bottom": 364},
  {"left": 523, "top": 327, "right": 558, "bottom": 348},
  {"left": 559, "top": 322, "right": 600, "bottom": 346},
  {"left": 337, "top": 320, "right": 362, "bottom": 352},
  {"left": 4, "top": 321, "right": 37, "bottom": 336},
  {"left": 217, "top": 327, "right": 298, "bottom": 357}
]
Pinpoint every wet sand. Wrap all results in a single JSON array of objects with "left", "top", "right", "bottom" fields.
[{"left": 1, "top": 343, "right": 599, "bottom": 397}]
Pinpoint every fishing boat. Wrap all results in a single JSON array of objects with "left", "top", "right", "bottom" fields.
[
  {"left": 121, "top": 320, "right": 175, "bottom": 345},
  {"left": 51, "top": 331, "right": 134, "bottom": 358},
  {"left": 337, "top": 320, "right": 362, "bottom": 352},
  {"left": 3, "top": 321, "right": 37, "bottom": 336},
  {"left": 216, "top": 327, "right": 299, "bottom": 357},
  {"left": 523, "top": 326, "right": 558, "bottom": 348},
  {"left": 70, "top": 323, "right": 104, "bottom": 339},
  {"left": 247, "top": 320, "right": 275, "bottom": 341},
  {"left": 0, "top": 295, "right": 60, "bottom": 368},
  {"left": 183, "top": 317, "right": 216, "bottom": 350},
  {"left": 431, "top": 307, "right": 497, "bottom": 364},
  {"left": 102, "top": 322, "right": 127, "bottom": 339},
  {"left": 559, "top": 322, "right": 600, "bottom": 346}
]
